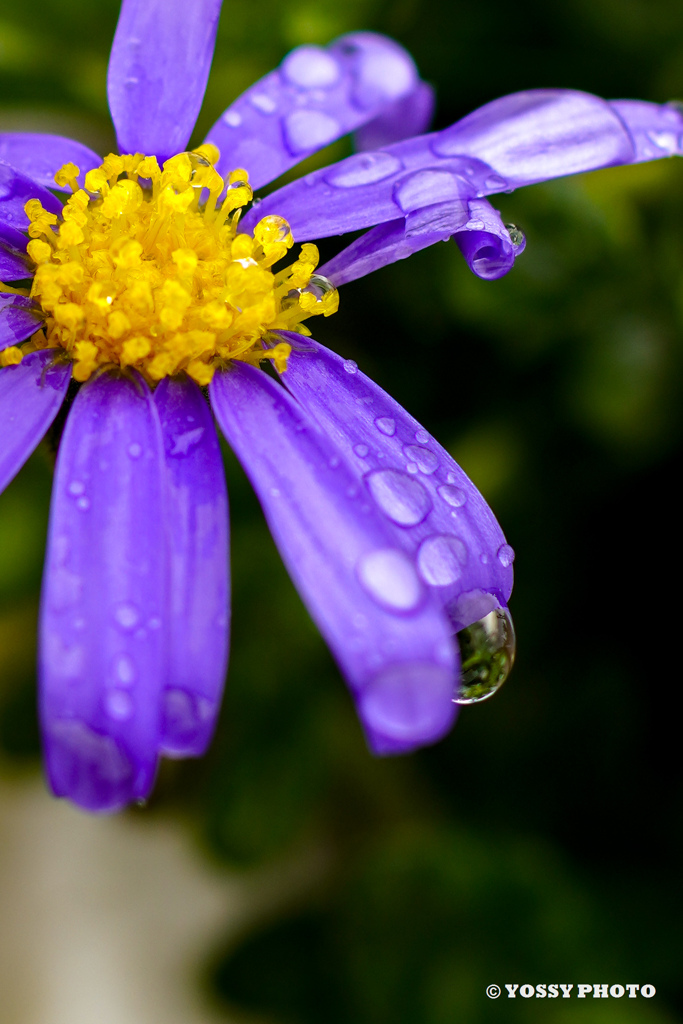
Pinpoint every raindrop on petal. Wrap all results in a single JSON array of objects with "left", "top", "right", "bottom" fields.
[
  {"left": 365, "top": 469, "right": 432, "bottom": 526},
  {"left": 505, "top": 223, "right": 526, "bottom": 247},
  {"left": 281, "top": 45, "right": 341, "bottom": 88},
  {"left": 497, "top": 543, "right": 515, "bottom": 567},
  {"left": 357, "top": 548, "right": 423, "bottom": 611},
  {"left": 454, "top": 607, "right": 516, "bottom": 704},
  {"left": 375, "top": 416, "right": 396, "bottom": 436},
  {"left": 417, "top": 534, "right": 468, "bottom": 585},
  {"left": 404, "top": 444, "right": 438, "bottom": 474},
  {"left": 343, "top": 359, "right": 358, "bottom": 374},
  {"left": 438, "top": 484, "right": 466, "bottom": 508},
  {"left": 325, "top": 151, "right": 403, "bottom": 188}
]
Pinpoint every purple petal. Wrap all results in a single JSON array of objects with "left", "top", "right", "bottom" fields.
[
  {"left": 0, "top": 134, "right": 102, "bottom": 191},
  {"left": 354, "top": 80, "right": 435, "bottom": 152},
  {"left": 0, "top": 294, "right": 43, "bottom": 350},
  {"left": 277, "top": 335, "right": 513, "bottom": 632},
  {"left": 107, "top": 0, "right": 222, "bottom": 162},
  {"left": 0, "top": 161, "right": 63, "bottom": 230},
  {"left": 0, "top": 350, "right": 71, "bottom": 496},
  {"left": 251, "top": 88, "right": 651, "bottom": 241},
  {"left": 432, "top": 89, "right": 635, "bottom": 187},
  {"left": 210, "top": 362, "right": 458, "bottom": 754},
  {"left": 610, "top": 100, "right": 683, "bottom": 162},
  {"left": 241, "top": 133, "right": 486, "bottom": 239},
  {"left": 40, "top": 372, "right": 167, "bottom": 812},
  {"left": 0, "top": 221, "right": 30, "bottom": 281},
  {"left": 206, "top": 33, "right": 422, "bottom": 189},
  {"left": 319, "top": 199, "right": 469, "bottom": 287},
  {"left": 154, "top": 376, "right": 229, "bottom": 757},
  {"left": 453, "top": 198, "right": 525, "bottom": 281}
]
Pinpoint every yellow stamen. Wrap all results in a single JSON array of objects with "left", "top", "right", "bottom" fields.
[{"left": 5, "top": 148, "right": 338, "bottom": 384}]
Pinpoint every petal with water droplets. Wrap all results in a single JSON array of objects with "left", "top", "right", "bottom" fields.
[
  {"left": 154, "top": 376, "right": 229, "bottom": 757},
  {"left": 610, "top": 99, "right": 683, "bottom": 162},
  {"left": 206, "top": 33, "right": 423, "bottom": 189},
  {"left": 210, "top": 362, "right": 458, "bottom": 754},
  {"left": 0, "top": 162, "right": 62, "bottom": 230},
  {"left": 276, "top": 334, "right": 513, "bottom": 631},
  {"left": 433, "top": 89, "right": 635, "bottom": 186},
  {"left": 40, "top": 372, "right": 167, "bottom": 812},
  {"left": 0, "top": 134, "right": 102, "bottom": 191},
  {"left": 0, "top": 351, "right": 71, "bottom": 496},
  {"left": 0, "top": 294, "right": 43, "bottom": 351},
  {"left": 107, "top": 0, "right": 223, "bottom": 161}
]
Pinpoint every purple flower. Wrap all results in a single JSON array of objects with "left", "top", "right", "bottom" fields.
[{"left": 0, "top": 0, "right": 679, "bottom": 812}]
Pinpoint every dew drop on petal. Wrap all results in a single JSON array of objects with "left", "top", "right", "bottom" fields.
[
  {"left": 325, "top": 151, "right": 403, "bottom": 188},
  {"left": 46, "top": 719, "right": 134, "bottom": 805},
  {"left": 438, "top": 484, "right": 467, "bottom": 508},
  {"left": 484, "top": 174, "right": 508, "bottom": 191},
  {"left": 417, "top": 534, "right": 468, "bottom": 586},
  {"left": 415, "top": 428, "right": 429, "bottom": 444},
  {"left": 497, "top": 543, "right": 515, "bottom": 567},
  {"left": 76, "top": 496, "right": 90, "bottom": 511},
  {"left": 68, "top": 480, "right": 85, "bottom": 496},
  {"left": 105, "top": 689, "right": 134, "bottom": 721},
  {"left": 250, "top": 92, "right": 278, "bottom": 114},
  {"left": 404, "top": 444, "right": 438, "bottom": 474},
  {"left": 365, "top": 469, "right": 432, "bottom": 526},
  {"left": 454, "top": 607, "right": 516, "bottom": 704},
  {"left": 343, "top": 359, "right": 358, "bottom": 374},
  {"left": 127, "top": 442, "right": 142, "bottom": 459},
  {"left": 281, "top": 45, "right": 341, "bottom": 88},
  {"left": 284, "top": 109, "right": 341, "bottom": 154},
  {"left": 222, "top": 109, "right": 242, "bottom": 127},
  {"left": 114, "top": 602, "right": 140, "bottom": 630},
  {"left": 161, "top": 688, "right": 216, "bottom": 753},
  {"left": 356, "top": 548, "right": 423, "bottom": 611},
  {"left": 394, "top": 169, "right": 460, "bottom": 214},
  {"left": 375, "top": 416, "right": 396, "bottom": 436},
  {"left": 505, "top": 223, "right": 526, "bottom": 247},
  {"left": 353, "top": 443, "right": 369, "bottom": 458},
  {"left": 113, "top": 654, "right": 136, "bottom": 686}
]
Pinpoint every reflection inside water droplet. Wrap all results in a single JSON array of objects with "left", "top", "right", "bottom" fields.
[
  {"left": 505, "top": 223, "right": 525, "bottom": 248},
  {"left": 454, "top": 607, "right": 515, "bottom": 704}
]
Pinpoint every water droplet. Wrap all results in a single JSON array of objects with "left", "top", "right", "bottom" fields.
[
  {"left": 365, "top": 469, "right": 432, "bottom": 526},
  {"left": 406, "top": 462, "right": 418, "bottom": 474},
  {"left": 353, "top": 443, "right": 369, "bottom": 458},
  {"left": 393, "top": 169, "right": 461, "bottom": 214},
  {"left": 325, "top": 151, "right": 403, "bottom": 188},
  {"left": 343, "top": 359, "right": 358, "bottom": 374},
  {"left": 415, "top": 428, "right": 430, "bottom": 444},
  {"left": 76, "top": 496, "right": 90, "bottom": 511},
  {"left": 68, "top": 480, "right": 85, "bottom": 496},
  {"left": 417, "top": 534, "right": 468, "bottom": 585},
  {"left": 222, "top": 109, "right": 242, "bottom": 127},
  {"left": 375, "top": 416, "right": 396, "bottom": 436},
  {"left": 484, "top": 174, "right": 508, "bottom": 191},
  {"left": 302, "top": 274, "right": 335, "bottom": 300},
  {"left": 170, "top": 426, "right": 204, "bottom": 456},
  {"left": 356, "top": 548, "right": 423, "bottom": 611},
  {"left": 114, "top": 654, "right": 136, "bottom": 686},
  {"left": 127, "top": 442, "right": 142, "bottom": 459},
  {"left": 497, "top": 543, "right": 515, "bottom": 567},
  {"left": 114, "top": 602, "right": 139, "bottom": 630},
  {"left": 454, "top": 607, "right": 516, "bottom": 704},
  {"left": 505, "top": 223, "right": 525, "bottom": 248},
  {"left": 284, "top": 109, "right": 341, "bottom": 154},
  {"left": 106, "top": 689, "right": 133, "bottom": 721},
  {"left": 404, "top": 444, "right": 438, "bottom": 474},
  {"left": 250, "top": 92, "right": 277, "bottom": 114},
  {"left": 281, "top": 45, "right": 341, "bottom": 88},
  {"left": 438, "top": 484, "right": 466, "bottom": 507}
]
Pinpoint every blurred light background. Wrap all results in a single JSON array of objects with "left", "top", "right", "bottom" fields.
[{"left": 1, "top": 0, "right": 682, "bottom": 1021}]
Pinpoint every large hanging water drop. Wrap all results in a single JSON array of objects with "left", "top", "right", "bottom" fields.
[{"left": 454, "top": 607, "right": 515, "bottom": 704}]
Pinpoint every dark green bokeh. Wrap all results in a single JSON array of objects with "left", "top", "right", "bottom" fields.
[{"left": 1, "top": 0, "right": 682, "bottom": 1020}]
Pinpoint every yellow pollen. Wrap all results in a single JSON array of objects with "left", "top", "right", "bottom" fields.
[{"left": 8, "top": 148, "right": 338, "bottom": 385}]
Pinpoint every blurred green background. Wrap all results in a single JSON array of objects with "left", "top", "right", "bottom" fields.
[{"left": 1, "top": 0, "right": 682, "bottom": 1021}]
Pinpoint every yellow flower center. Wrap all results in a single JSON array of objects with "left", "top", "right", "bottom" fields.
[{"left": 1, "top": 145, "right": 338, "bottom": 384}]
